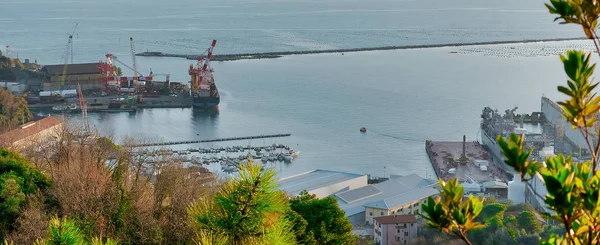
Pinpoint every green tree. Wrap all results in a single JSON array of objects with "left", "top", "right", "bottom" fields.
[
  {"left": 187, "top": 159, "right": 295, "bottom": 245},
  {"left": 289, "top": 190, "right": 355, "bottom": 245},
  {"left": 478, "top": 203, "right": 507, "bottom": 221},
  {"left": 285, "top": 209, "right": 316, "bottom": 245},
  {"left": 0, "top": 149, "right": 50, "bottom": 239},
  {"left": 419, "top": 1, "right": 600, "bottom": 244},
  {"left": 35, "top": 216, "right": 85, "bottom": 245},
  {"left": 418, "top": 179, "right": 484, "bottom": 245},
  {"left": 32, "top": 216, "right": 119, "bottom": 245},
  {"left": 516, "top": 211, "right": 542, "bottom": 234}
]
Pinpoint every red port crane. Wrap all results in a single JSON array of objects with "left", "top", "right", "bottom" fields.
[{"left": 189, "top": 40, "right": 217, "bottom": 92}]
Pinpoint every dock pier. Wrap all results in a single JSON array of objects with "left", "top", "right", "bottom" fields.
[{"left": 130, "top": 134, "right": 292, "bottom": 147}]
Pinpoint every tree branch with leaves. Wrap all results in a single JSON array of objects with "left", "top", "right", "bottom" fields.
[{"left": 420, "top": 1, "right": 600, "bottom": 244}]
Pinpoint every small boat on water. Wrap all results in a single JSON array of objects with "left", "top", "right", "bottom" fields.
[
  {"left": 52, "top": 103, "right": 78, "bottom": 112},
  {"left": 291, "top": 151, "right": 300, "bottom": 159}
]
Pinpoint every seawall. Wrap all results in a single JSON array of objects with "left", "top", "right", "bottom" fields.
[{"left": 137, "top": 37, "right": 588, "bottom": 61}]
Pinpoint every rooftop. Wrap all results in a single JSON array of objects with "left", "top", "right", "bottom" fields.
[
  {"left": 276, "top": 169, "right": 366, "bottom": 196},
  {"left": 0, "top": 116, "right": 62, "bottom": 146},
  {"left": 42, "top": 63, "right": 100, "bottom": 76},
  {"left": 335, "top": 174, "right": 438, "bottom": 216},
  {"left": 374, "top": 214, "right": 417, "bottom": 224},
  {"left": 482, "top": 181, "right": 508, "bottom": 189}
]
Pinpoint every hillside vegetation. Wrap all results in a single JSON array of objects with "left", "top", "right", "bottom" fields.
[
  {"left": 0, "top": 51, "right": 42, "bottom": 83},
  {"left": 0, "top": 88, "right": 32, "bottom": 134}
]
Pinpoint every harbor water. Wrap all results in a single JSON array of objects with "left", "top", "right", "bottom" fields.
[{"left": 2, "top": 0, "right": 583, "bottom": 177}]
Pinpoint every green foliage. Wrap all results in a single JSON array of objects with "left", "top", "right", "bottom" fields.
[
  {"left": 96, "top": 137, "right": 119, "bottom": 151},
  {"left": 496, "top": 134, "right": 538, "bottom": 181},
  {"left": 0, "top": 149, "right": 50, "bottom": 239},
  {"left": 289, "top": 190, "right": 355, "bottom": 245},
  {"left": 545, "top": 0, "right": 600, "bottom": 38},
  {"left": 187, "top": 159, "right": 295, "bottom": 245},
  {"left": 41, "top": 216, "right": 86, "bottom": 245},
  {"left": 506, "top": 203, "right": 535, "bottom": 212},
  {"left": 516, "top": 211, "right": 542, "bottom": 234},
  {"left": 499, "top": 131, "right": 600, "bottom": 243},
  {"left": 418, "top": 178, "right": 484, "bottom": 245},
  {"left": 479, "top": 203, "right": 507, "bottom": 221},
  {"left": 32, "top": 216, "right": 120, "bottom": 245},
  {"left": 285, "top": 209, "right": 316, "bottom": 245},
  {"left": 557, "top": 50, "right": 600, "bottom": 129},
  {"left": 418, "top": 2, "right": 600, "bottom": 245}
]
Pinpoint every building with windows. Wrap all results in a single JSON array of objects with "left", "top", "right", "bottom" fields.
[
  {"left": 373, "top": 214, "right": 419, "bottom": 245},
  {"left": 334, "top": 173, "right": 439, "bottom": 225},
  {"left": 482, "top": 180, "right": 509, "bottom": 199}
]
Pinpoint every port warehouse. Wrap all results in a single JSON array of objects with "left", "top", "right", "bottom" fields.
[
  {"left": 9, "top": 61, "right": 185, "bottom": 96},
  {"left": 40, "top": 63, "right": 105, "bottom": 91}
]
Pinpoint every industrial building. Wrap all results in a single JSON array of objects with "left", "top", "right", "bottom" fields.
[
  {"left": 276, "top": 169, "right": 367, "bottom": 198},
  {"left": 0, "top": 116, "right": 63, "bottom": 150},
  {"left": 40, "top": 63, "right": 103, "bottom": 91},
  {"left": 481, "top": 180, "right": 509, "bottom": 199},
  {"left": 334, "top": 174, "right": 438, "bottom": 225}
]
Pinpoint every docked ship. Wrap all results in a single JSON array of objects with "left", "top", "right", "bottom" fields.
[
  {"left": 480, "top": 105, "right": 554, "bottom": 175},
  {"left": 189, "top": 40, "right": 220, "bottom": 108}
]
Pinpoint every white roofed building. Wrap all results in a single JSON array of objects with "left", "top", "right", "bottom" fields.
[
  {"left": 334, "top": 174, "right": 439, "bottom": 226},
  {"left": 276, "top": 169, "right": 367, "bottom": 198}
]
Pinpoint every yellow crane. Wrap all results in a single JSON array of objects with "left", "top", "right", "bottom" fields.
[{"left": 60, "top": 23, "right": 78, "bottom": 92}]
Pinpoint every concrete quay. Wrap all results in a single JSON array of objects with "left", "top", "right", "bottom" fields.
[{"left": 28, "top": 92, "right": 192, "bottom": 112}]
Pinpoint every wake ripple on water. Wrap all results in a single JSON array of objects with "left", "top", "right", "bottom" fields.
[{"left": 366, "top": 129, "right": 422, "bottom": 143}]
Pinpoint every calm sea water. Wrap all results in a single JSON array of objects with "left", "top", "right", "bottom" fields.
[
  {"left": 3, "top": 0, "right": 581, "bottom": 64},
  {"left": 2, "top": 0, "right": 584, "bottom": 177}
]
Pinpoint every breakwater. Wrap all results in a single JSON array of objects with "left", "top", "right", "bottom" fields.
[{"left": 136, "top": 37, "right": 588, "bottom": 61}]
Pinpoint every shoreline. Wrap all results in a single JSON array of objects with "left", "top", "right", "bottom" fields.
[{"left": 136, "top": 37, "right": 588, "bottom": 61}]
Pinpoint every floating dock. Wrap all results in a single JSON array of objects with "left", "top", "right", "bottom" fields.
[{"left": 425, "top": 139, "right": 506, "bottom": 183}]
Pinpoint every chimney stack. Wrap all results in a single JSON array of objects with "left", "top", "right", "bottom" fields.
[{"left": 462, "top": 135, "right": 466, "bottom": 158}]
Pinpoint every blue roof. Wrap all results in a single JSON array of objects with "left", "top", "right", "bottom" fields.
[{"left": 276, "top": 169, "right": 365, "bottom": 196}]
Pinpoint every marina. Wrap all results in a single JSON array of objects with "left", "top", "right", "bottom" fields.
[
  {"left": 131, "top": 144, "right": 300, "bottom": 173},
  {"left": 129, "top": 134, "right": 291, "bottom": 147}
]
